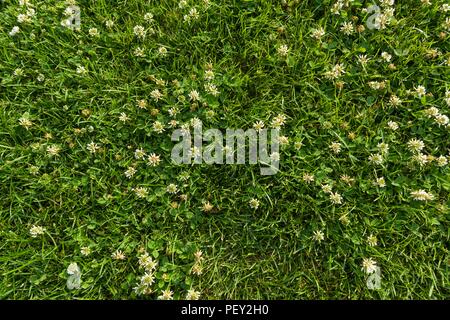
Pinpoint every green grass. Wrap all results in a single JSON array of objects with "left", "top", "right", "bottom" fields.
[{"left": 0, "top": 0, "right": 449, "bottom": 299}]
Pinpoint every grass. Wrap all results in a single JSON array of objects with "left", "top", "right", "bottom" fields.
[{"left": 0, "top": 0, "right": 449, "bottom": 299}]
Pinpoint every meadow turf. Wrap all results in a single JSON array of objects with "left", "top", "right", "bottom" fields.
[{"left": 0, "top": 0, "right": 449, "bottom": 299}]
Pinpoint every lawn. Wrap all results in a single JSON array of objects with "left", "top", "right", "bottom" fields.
[{"left": 0, "top": 0, "right": 449, "bottom": 299}]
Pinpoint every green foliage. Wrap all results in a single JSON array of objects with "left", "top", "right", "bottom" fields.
[{"left": 0, "top": 0, "right": 449, "bottom": 299}]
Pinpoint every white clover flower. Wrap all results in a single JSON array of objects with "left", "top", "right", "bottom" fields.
[
  {"left": 153, "top": 121, "right": 165, "bottom": 133},
  {"left": 367, "top": 235, "right": 378, "bottom": 247},
  {"left": 64, "top": 7, "right": 75, "bottom": 16},
  {"left": 29, "top": 165, "right": 39, "bottom": 175},
  {"left": 303, "top": 173, "right": 314, "bottom": 183},
  {"left": 179, "top": 0, "right": 188, "bottom": 8},
  {"left": 204, "top": 83, "right": 220, "bottom": 96},
  {"left": 269, "top": 152, "right": 280, "bottom": 162},
  {"left": 17, "top": 14, "right": 31, "bottom": 23},
  {"left": 9, "top": 26, "right": 20, "bottom": 36},
  {"left": 125, "top": 167, "right": 136, "bottom": 179},
  {"left": 362, "top": 258, "right": 377, "bottom": 274},
  {"left": 168, "top": 107, "right": 179, "bottom": 117},
  {"left": 311, "top": 27, "right": 325, "bottom": 40},
  {"left": 251, "top": 121, "right": 264, "bottom": 132},
  {"left": 147, "top": 153, "right": 161, "bottom": 166},
  {"left": 329, "top": 142, "right": 342, "bottom": 154},
  {"left": 105, "top": 20, "right": 114, "bottom": 28},
  {"left": 387, "top": 121, "right": 398, "bottom": 130},
  {"left": 67, "top": 262, "right": 81, "bottom": 276},
  {"left": 340, "top": 175, "right": 354, "bottom": 185},
  {"left": 368, "top": 153, "right": 383, "bottom": 165},
  {"left": 271, "top": 114, "right": 287, "bottom": 128},
  {"left": 443, "top": 17, "right": 450, "bottom": 30},
  {"left": 374, "top": 177, "right": 386, "bottom": 188},
  {"left": 136, "top": 99, "right": 147, "bottom": 109},
  {"left": 329, "top": 192, "right": 343, "bottom": 204},
  {"left": 322, "top": 184, "right": 332, "bottom": 194},
  {"left": 202, "top": 201, "right": 213, "bottom": 212},
  {"left": 204, "top": 69, "right": 214, "bottom": 81},
  {"left": 410, "top": 190, "right": 434, "bottom": 201},
  {"left": 277, "top": 44, "right": 289, "bottom": 57},
  {"left": 188, "top": 90, "right": 200, "bottom": 101},
  {"left": 435, "top": 114, "right": 449, "bottom": 126},
  {"left": 13, "top": 68, "right": 24, "bottom": 76},
  {"left": 134, "top": 47, "right": 145, "bottom": 57},
  {"left": 158, "top": 289, "right": 174, "bottom": 300},
  {"left": 119, "top": 112, "right": 130, "bottom": 122},
  {"left": 166, "top": 183, "right": 178, "bottom": 194},
  {"left": 413, "top": 153, "right": 429, "bottom": 166},
  {"left": 158, "top": 46, "right": 168, "bottom": 56},
  {"left": 381, "top": 51, "right": 392, "bottom": 62},
  {"left": 378, "top": 142, "right": 389, "bottom": 154},
  {"left": 186, "top": 289, "right": 201, "bottom": 300},
  {"left": 415, "top": 85, "right": 426, "bottom": 97},
  {"left": 407, "top": 138, "right": 425, "bottom": 153},
  {"left": 87, "top": 142, "right": 100, "bottom": 153},
  {"left": 88, "top": 28, "right": 99, "bottom": 36},
  {"left": 66, "top": 262, "right": 81, "bottom": 290},
  {"left": 138, "top": 252, "right": 158, "bottom": 271},
  {"left": 194, "top": 250, "right": 204, "bottom": 261},
  {"left": 27, "top": 8, "right": 35, "bottom": 17},
  {"left": 332, "top": 63, "right": 345, "bottom": 77},
  {"left": 47, "top": 145, "right": 61, "bottom": 156},
  {"left": 380, "top": 0, "right": 394, "bottom": 6},
  {"left": 76, "top": 66, "right": 87, "bottom": 75},
  {"left": 368, "top": 81, "right": 386, "bottom": 90},
  {"left": 19, "top": 117, "right": 33, "bottom": 129},
  {"left": 189, "top": 8, "right": 200, "bottom": 20},
  {"left": 144, "top": 13, "right": 154, "bottom": 22},
  {"left": 249, "top": 198, "right": 260, "bottom": 209},
  {"left": 81, "top": 247, "right": 91, "bottom": 256},
  {"left": 424, "top": 107, "right": 439, "bottom": 118},
  {"left": 133, "top": 25, "right": 146, "bottom": 38},
  {"left": 340, "top": 21, "right": 354, "bottom": 35},
  {"left": 112, "top": 250, "right": 126, "bottom": 260},
  {"left": 150, "top": 89, "right": 163, "bottom": 101},
  {"left": 278, "top": 135, "right": 289, "bottom": 146},
  {"left": 30, "top": 225, "right": 46, "bottom": 237},
  {"left": 140, "top": 272, "right": 155, "bottom": 286},
  {"left": 441, "top": 4, "right": 450, "bottom": 12},
  {"left": 313, "top": 230, "right": 325, "bottom": 242},
  {"left": 331, "top": 1, "right": 344, "bottom": 14},
  {"left": 389, "top": 94, "right": 402, "bottom": 107}
]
